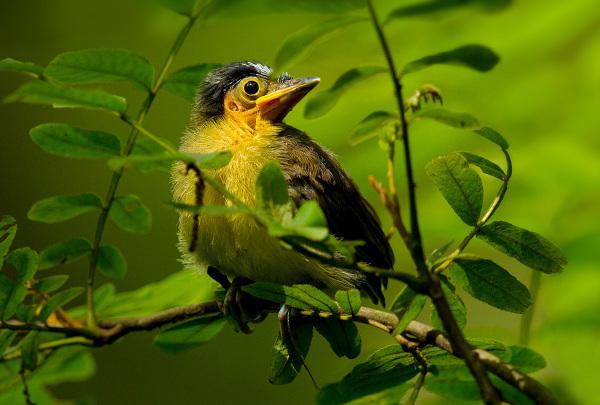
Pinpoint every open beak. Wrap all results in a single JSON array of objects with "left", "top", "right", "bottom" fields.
[{"left": 256, "top": 77, "right": 320, "bottom": 122}]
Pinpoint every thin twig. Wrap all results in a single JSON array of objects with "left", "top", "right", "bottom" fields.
[{"left": 519, "top": 271, "right": 541, "bottom": 345}]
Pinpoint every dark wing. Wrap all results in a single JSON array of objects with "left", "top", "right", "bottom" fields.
[{"left": 277, "top": 126, "right": 394, "bottom": 305}]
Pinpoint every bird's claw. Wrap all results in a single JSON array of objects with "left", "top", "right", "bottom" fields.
[{"left": 221, "top": 277, "right": 265, "bottom": 334}]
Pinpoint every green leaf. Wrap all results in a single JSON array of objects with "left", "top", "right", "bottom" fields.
[
  {"left": 427, "top": 240, "right": 454, "bottom": 266},
  {"left": 32, "top": 275, "right": 69, "bottom": 293},
  {"left": 473, "top": 126, "right": 509, "bottom": 149},
  {"left": 0, "top": 58, "right": 44, "bottom": 77},
  {"left": 426, "top": 153, "right": 483, "bottom": 226},
  {"left": 274, "top": 16, "right": 365, "bottom": 70},
  {"left": 317, "top": 381, "right": 412, "bottom": 405},
  {"left": 386, "top": 0, "right": 511, "bottom": 21},
  {"left": 412, "top": 107, "right": 480, "bottom": 129},
  {"left": 163, "top": 63, "right": 222, "bottom": 101},
  {"left": 459, "top": 151, "right": 505, "bottom": 180},
  {"left": 335, "top": 289, "right": 361, "bottom": 316},
  {"left": 20, "top": 331, "right": 40, "bottom": 371},
  {"left": 477, "top": 221, "right": 567, "bottom": 273},
  {"left": 97, "top": 245, "right": 127, "bottom": 279},
  {"left": 154, "top": 315, "right": 226, "bottom": 354},
  {"left": 158, "top": 0, "right": 201, "bottom": 16},
  {"left": 507, "top": 345, "right": 546, "bottom": 373},
  {"left": 111, "top": 149, "right": 232, "bottom": 173},
  {"left": 390, "top": 286, "right": 427, "bottom": 334},
  {"left": 0, "top": 330, "right": 16, "bottom": 355},
  {"left": 203, "top": 0, "right": 366, "bottom": 18},
  {"left": 304, "top": 66, "right": 386, "bottom": 119},
  {"left": 256, "top": 161, "right": 291, "bottom": 220},
  {"left": 430, "top": 279, "right": 466, "bottom": 330},
  {"left": 28, "top": 193, "right": 102, "bottom": 223},
  {"left": 243, "top": 282, "right": 337, "bottom": 312},
  {"left": 401, "top": 45, "right": 499, "bottom": 76},
  {"left": 109, "top": 194, "right": 152, "bottom": 233},
  {"left": 338, "top": 345, "right": 420, "bottom": 400},
  {"left": 283, "top": 200, "right": 329, "bottom": 241},
  {"left": 3, "top": 248, "right": 39, "bottom": 321},
  {"left": 270, "top": 320, "right": 313, "bottom": 385},
  {"left": 314, "top": 318, "right": 361, "bottom": 359},
  {"left": 38, "top": 238, "right": 91, "bottom": 270},
  {"left": 5, "top": 81, "right": 127, "bottom": 113},
  {"left": 39, "top": 287, "right": 84, "bottom": 322},
  {"left": 0, "top": 215, "right": 17, "bottom": 270},
  {"left": 449, "top": 256, "right": 531, "bottom": 313},
  {"left": 350, "top": 111, "right": 398, "bottom": 146},
  {"left": 169, "top": 202, "right": 249, "bottom": 216},
  {"left": 45, "top": 48, "right": 155, "bottom": 90},
  {"left": 30, "top": 123, "right": 121, "bottom": 159}
]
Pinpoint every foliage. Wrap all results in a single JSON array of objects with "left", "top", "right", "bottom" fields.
[{"left": 0, "top": 0, "right": 569, "bottom": 404}]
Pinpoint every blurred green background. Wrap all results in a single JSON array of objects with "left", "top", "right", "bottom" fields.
[{"left": 1, "top": 0, "right": 598, "bottom": 403}]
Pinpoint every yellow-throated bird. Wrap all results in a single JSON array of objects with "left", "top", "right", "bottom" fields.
[{"left": 171, "top": 62, "right": 394, "bottom": 327}]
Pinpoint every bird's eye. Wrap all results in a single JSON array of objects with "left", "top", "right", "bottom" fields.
[{"left": 243, "top": 80, "right": 260, "bottom": 95}]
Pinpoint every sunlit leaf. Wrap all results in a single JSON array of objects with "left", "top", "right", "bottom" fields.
[
  {"left": 430, "top": 279, "right": 466, "bottom": 329},
  {"left": 386, "top": 0, "right": 511, "bottom": 21},
  {"left": 274, "top": 16, "right": 365, "bottom": 70},
  {"left": 163, "top": 63, "right": 222, "bottom": 101},
  {"left": 30, "top": 123, "right": 121, "bottom": 159},
  {"left": 428, "top": 240, "right": 453, "bottom": 266},
  {"left": 5, "top": 81, "right": 127, "bottom": 113},
  {"left": 39, "top": 287, "right": 84, "bottom": 322},
  {"left": 459, "top": 151, "right": 505, "bottom": 180},
  {"left": 449, "top": 256, "right": 531, "bottom": 313},
  {"left": 477, "top": 221, "right": 567, "bottom": 273},
  {"left": 304, "top": 66, "right": 386, "bottom": 119},
  {"left": 256, "top": 161, "right": 291, "bottom": 221},
  {"left": 270, "top": 320, "right": 313, "bottom": 385},
  {"left": 0, "top": 215, "right": 17, "bottom": 270},
  {"left": 507, "top": 345, "right": 546, "bottom": 373},
  {"left": 243, "top": 282, "right": 337, "bottom": 312},
  {"left": 109, "top": 194, "right": 152, "bottom": 233},
  {"left": 203, "top": 0, "right": 366, "bottom": 18},
  {"left": 314, "top": 318, "right": 361, "bottom": 359},
  {"left": 350, "top": 111, "right": 398, "bottom": 145},
  {"left": 38, "top": 238, "right": 91, "bottom": 270},
  {"left": 473, "top": 127, "right": 509, "bottom": 149},
  {"left": 401, "top": 45, "right": 499, "bottom": 76},
  {"left": 284, "top": 200, "right": 329, "bottom": 241},
  {"left": 20, "top": 331, "right": 40, "bottom": 371},
  {"left": 28, "top": 193, "right": 102, "bottom": 223},
  {"left": 0, "top": 58, "right": 44, "bottom": 77},
  {"left": 32, "top": 275, "right": 69, "bottom": 293},
  {"left": 45, "top": 48, "right": 155, "bottom": 90},
  {"left": 335, "top": 289, "right": 361, "bottom": 316},
  {"left": 426, "top": 153, "right": 483, "bottom": 226},
  {"left": 154, "top": 315, "right": 226, "bottom": 353},
  {"left": 169, "top": 202, "right": 249, "bottom": 216},
  {"left": 97, "top": 245, "right": 127, "bottom": 279},
  {"left": 2, "top": 248, "right": 38, "bottom": 321},
  {"left": 390, "top": 286, "right": 427, "bottom": 334},
  {"left": 412, "top": 107, "right": 480, "bottom": 129}
]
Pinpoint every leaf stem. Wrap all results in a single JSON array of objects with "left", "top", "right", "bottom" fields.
[
  {"left": 519, "top": 271, "right": 541, "bottom": 345},
  {"left": 84, "top": 13, "right": 200, "bottom": 329}
]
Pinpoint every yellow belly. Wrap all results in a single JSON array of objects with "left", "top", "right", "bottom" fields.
[{"left": 171, "top": 119, "right": 356, "bottom": 289}]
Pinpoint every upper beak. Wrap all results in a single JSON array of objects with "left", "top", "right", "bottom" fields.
[{"left": 256, "top": 77, "right": 320, "bottom": 122}]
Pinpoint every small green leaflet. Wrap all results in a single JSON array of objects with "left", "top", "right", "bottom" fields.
[
  {"left": 38, "top": 238, "right": 91, "bottom": 270},
  {"left": 317, "top": 381, "right": 412, "bottom": 405},
  {"left": 285, "top": 200, "right": 329, "bottom": 241},
  {"left": 270, "top": 320, "right": 313, "bottom": 385},
  {"left": 256, "top": 161, "right": 291, "bottom": 221},
  {"left": 506, "top": 345, "right": 546, "bottom": 373},
  {"left": 0, "top": 58, "right": 44, "bottom": 77},
  {"left": 242, "top": 282, "right": 338, "bottom": 312},
  {"left": 430, "top": 279, "right": 467, "bottom": 330},
  {"left": 459, "top": 151, "right": 505, "bottom": 180},
  {"left": 169, "top": 202, "right": 249, "bottom": 216},
  {"left": 385, "top": 0, "right": 511, "bottom": 21},
  {"left": 28, "top": 193, "right": 103, "bottom": 223},
  {"left": 477, "top": 221, "right": 567, "bottom": 273},
  {"left": 45, "top": 48, "right": 155, "bottom": 90},
  {"left": 474, "top": 127, "right": 509, "bottom": 149},
  {"left": 412, "top": 107, "right": 480, "bottom": 129},
  {"left": 5, "top": 81, "right": 127, "bottom": 113},
  {"left": 109, "top": 194, "right": 152, "bottom": 233},
  {"left": 20, "top": 331, "right": 41, "bottom": 371},
  {"left": 390, "top": 286, "right": 427, "bottom": 334},
  {"left": 2, "top": 248, "right": 39, "bottom": 321},
  {"left": 401, "top": 45, "right": 499, "bottom": 76},
  {"left": 426, "top": 153, "right": 483, "bottom": 226},
  {"left": 97, "top": 245, "right": 127, "bottom": 279},
  {"left": 39, "top": 287, "right": 84, "bottom": 322},
  {"left": 350, "top": 111, "right": 398, "bottom": 146},
  {"left": 32, "top": 275, "right": 69, "bottom": 293},
  {"left": 304, "top": 66, "right": 386, "bottom": 119},
  {"left": 30, "top": 123, "right": 121, "bottom": 159},
  {"left": 163, "top": 63, "right": 222, "bottom": 101},
  {"left": 154, "top": 315, "right": 226, "bottom": 354},
  {"left": 0, "top": 215, "right": 17, "bottom": 270},
  {"left": 427, "top": 240, "right": 454, "bottom": 266},
  {"left": 274, "top": 16, "right": 366, "bottom": 70},
  {"left": 335, "top": 289, "right": 361, "bottom": 315},
  {"left": 449, "top": 256, "right": 531, "bottom": 313},
  {"left": 314, "top": 318, "right": 361, "bottom": 359}
]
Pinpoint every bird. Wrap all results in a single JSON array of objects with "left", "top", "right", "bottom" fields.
[{"left": 171, "top": 62, "right": 394, "bottom": 329}]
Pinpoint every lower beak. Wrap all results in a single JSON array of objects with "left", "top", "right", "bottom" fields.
[{"left": 256, "top": 77, "right": 320, "bottom": 122}]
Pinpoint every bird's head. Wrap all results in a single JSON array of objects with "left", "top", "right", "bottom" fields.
[{"left": 192, "top": 62, "right": 320, "bottom": 129}]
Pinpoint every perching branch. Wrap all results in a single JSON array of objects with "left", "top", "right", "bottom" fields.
[{"left": 0, "top": 301, "right": 557, "bottom": 404}]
